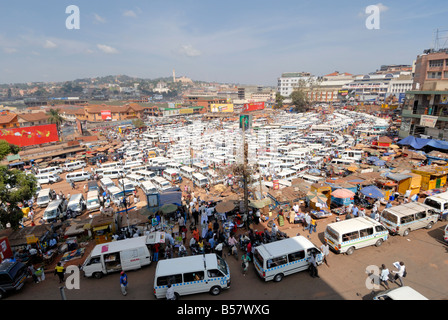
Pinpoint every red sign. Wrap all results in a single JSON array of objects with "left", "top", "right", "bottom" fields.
[
  {"left": 273, "top": 180, "right": 279, "bottom": 190},
  {"left": 0, "top": 237, "right": 12, "bottom": 263},
  {"left": 101, "top": 110, "right": 112, "bottom": 120},
  {"left": 0, "top": 124, "right": 59, "bottom": 147},
  {"left": 243, "top": 102, "right": 265, "bottom": 112}
]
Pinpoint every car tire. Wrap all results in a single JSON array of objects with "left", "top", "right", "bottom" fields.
[
  {"left": 403, "top": 229, "right": 410, "bottom": 237},
  {"left": 375, "top": 239, "right": 383, "bottom": 247},
  {"left": 210, "top": 286, "right": 222, "bottom": 296},
  {"left": 426, "top": 222, "right": 434, "bottom": 229},
  {"left": 273, "top": 273, "right": 284, "bottom": 282},
  {"left": 93, "top": 272, "right": 103, "bottom": 279},
  {"left": 346, "top": 246, "right": 355, "bottom": 255}
]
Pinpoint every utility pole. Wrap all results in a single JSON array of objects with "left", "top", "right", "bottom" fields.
[{"left": 242, "top": 120, "right": 249, "bottom": 217}]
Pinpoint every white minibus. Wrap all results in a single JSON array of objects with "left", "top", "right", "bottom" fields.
[
  {"left": 299, "top": 174, "right": 323, "bottom": 184},
  {"left": 118, "top": 178, "right": 135, "bottom": 195},
  {"left": 42, "top": 199, "right": 67, "bottom": 223},
  {"left": 324, "top": 217, "right": 389, "bottom": 255},
  {"left": 82, "top": 236, "right": 151, "bottom": 279},
  {"left": 162, "top": 169, "right": 180, "bottom": 184},
  {"left": 126, "top": 174, "right": 146, "bottom": 187},
  {"left": 152, "top": 177, "right": 172, "bottom": 192},
  {"left": 179, "top": 166, "right": 196, "bottom": 180},
  {"left": 37, "top": 188, "right": 52, "bottom": 208},
  {"left": 36, "top": 173, "right": 61, "bottom": 185},
  {"left": 253, "top": 236, "right": 323, "bottom": 282},
  {"left": 141, "top": 181, "right": 157, "bottom": 194},
  {"left": 192, "top": 172, "right": 209, "bottom": 188},
  {"left": 86, "top": 190, "right": 100, "bottom": 212},
  {"left": 102, "top": 169, "right": 125, "bottom": 179},
  {"left": 153, "top": 253, "right": 230, "bottom": 299},
  {"left": 66, "top": 193, "right": 86, "bottom": 216},
  {"left": 38, "top": 166, "right": 63, "bottom": 175},
  {"left": 193, "top": 163, "right": 209, "bottom": 173},
  {"left": 100, "top": 177, "right": 115, "bottom": 191},
  {"left": 423, "top": 191, "right": 448, "bottom": 220},
  {"left": 66, "top": 171, "right": 91, "bottom": 183},
  {"left": 380, "top": 202, "right": 438, "bottom": 237},
  {"left": 99, "top": 162, "right": 120, "bottom": 170},
  {"left": 277, "top": 169, "right": 297, "bottom": 181},
  {"left": 135, "top": 170, "right": 156, "bottom": 181},
  {"left": 62, "top": 161, "right": 86, "bottom": 172}
]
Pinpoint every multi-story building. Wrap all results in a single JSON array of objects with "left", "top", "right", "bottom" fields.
[
  {"left": 399, "top": 49, "right": 448, "bottom": 139},
  {"left": 277, "top": 72, "right": 316, "bottom": 97},
  {"left": 306, "top": 72, "right": 355, "bottom": 103},
  {"left": 386, "top": 75, "right": 414, "bottom": 103},
  {"left": 342, "top": 73, "right": 397, "bottom": 103}
]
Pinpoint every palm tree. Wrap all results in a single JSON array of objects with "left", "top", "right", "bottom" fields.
[{"left": 47, "top": 108, "right": 64, "bottom": 140}]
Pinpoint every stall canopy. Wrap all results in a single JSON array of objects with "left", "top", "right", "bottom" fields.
[
  {"left": 360, "top": 185, "right": 384, "bottom": 199},
  {"left": 215, "top": 201, "right": 236, "bottom": 213},
  {"left": 331, "top": 188, "right": 355, "bottom": 199},
  {"left": 398, "top": 136, "right": 448, "bottom": 150}
]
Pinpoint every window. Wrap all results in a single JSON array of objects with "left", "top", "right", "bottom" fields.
[
  {"left": 444, "top": 71, "right": 448, "bottom": 79},
  {"left": 359, "top": 228, "right": 374, "bottom": 237},
  {"left": 288, "top": 250, "right": 305, "bottom": 262},
  {"left": 207, "top": 269, "right": 223, "bottom": 278},
  {"left": 427, "top": 72, "right": 442, "bottom": 79},
  {"left": 266, "top": 255, "right": 287, "bottom": 268},
  {"left": 401, "top": 214, "right": 415, "bottom": 224},
  {"left": 184, "top": 271, "right": 204, "bottom": 282},
  {"left": 429, "top": 59, "right": 444, "bottom": 67},
  {"left": 415, "top": 211, "right": 426, "bottom": 220},
  {"left": 375, "top": 225, "right": 386, "bottom": 232},
  {"left": 157, "top": 274, "right": 182, "bottom": 286},
  {"left": 86, "top": 256, "right": 101, "bottom": 266},
  {"left": 342, "top": 231, "right": 359, "bottom": 242}
]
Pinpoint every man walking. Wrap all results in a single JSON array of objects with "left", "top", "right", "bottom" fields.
[
  {"left": 54, "top": 262, "right": 65, "bottom": 284},
  {"left": 380, "top": 264, "right": 390, "bottom": 290},
  {"left": 120, "top": 271, "right": 128, "bottom": 296},
  {"left": 320, "top": 242, "right": 330, "bottom": 267}
]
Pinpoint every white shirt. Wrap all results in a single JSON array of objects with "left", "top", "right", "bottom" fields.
[{"left": 166, "top": 286, "right": 175, "bottom": 300}]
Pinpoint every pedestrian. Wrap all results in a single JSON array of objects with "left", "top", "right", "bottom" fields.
[
  {"left": 166, "top": 283, "right": 175, "bottom": 300},
  {"left": 54, "top": 262, "right": 65, "bottom": 283},
  {"left": 308, "top": 252, "right": 319, "bottom": 278},
  {"left": 320, "top": 242, "right": 330, "bottom": 267},
  {"left": 215, "top": 241, "right": 223, "bottom": 258},
  {"left": 309, "top": 218, "right": 317, "bottom": 234},
  {"left": 379, "top": 264, "right": 390, "bottom": 290},
  {"left": 392, "top": 261, "right": 406, "bottom": 287},
  {"left": 352, "top": 205, "right": 359, "bottom": 217},
  {"left": 28, "top": 265, "right": 39, "bottom": 283},
  {"left": 304, "top": 212, "right": 311, "bottom": 231},
  {"left": 153, "top": 243, "right": 160, "bottom": 262},
  {"left": 241, "top": 251, "right": 251, "bottom": 276},
  {"left": 120, "top": 271, "right": 128, "bottom": 296}
]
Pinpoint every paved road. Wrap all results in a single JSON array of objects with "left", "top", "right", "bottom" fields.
[{"left": 7, "top": 221, "right": 448, "bottom": 301}]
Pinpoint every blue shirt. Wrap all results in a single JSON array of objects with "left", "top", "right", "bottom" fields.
[
  {"left": 385, "top": 203, "right": 392, "bottom": 208},
  {"left": 352, "top": 207, "right": 359, "bottom": 217},
  {"left": 120, "top": 274, "right": 127, "bottom": 286}
]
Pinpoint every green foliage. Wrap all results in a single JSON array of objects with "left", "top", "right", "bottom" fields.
[
  {"left": 0, "top": 166, "right": 37, "bottom": 230},
  {"left": 0, "top": 141, "right": 20, "bottom": 161},
  {"left": 275, "top": 92, "right": 284, "bottom": 109},
  {"left": 132, "top": 118, "right": 146, "bottom": 128},
  {"left": 290, "top": 89, "right": 310, "bottom": 113}
]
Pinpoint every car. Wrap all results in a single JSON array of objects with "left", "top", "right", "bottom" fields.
[{"left": 0, "top": 261, "right": 28, "bottom": 299}]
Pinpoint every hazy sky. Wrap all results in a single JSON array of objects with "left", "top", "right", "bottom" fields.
[{"left": 0, "top": 0, "right": 447, "bottom": 85}]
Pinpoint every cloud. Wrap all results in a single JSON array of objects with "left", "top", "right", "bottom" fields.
[
  {"left": 358, "top": 3, "right": 389, "bottom": 17},
  {"left": 123, "top": 10, "right": 137, "bottom": 18},
  {"left": 3, "top": 48, "right": 18, "bottom": 54},
  {"left": 177, "top": 44, "right": 202, "bottom": 57},
  {"left": 43, "top": 40, "right": 57, "bottom": 49},
  {"left": 94, "top": 13, "right": 106, "bottom": 23},
  {"left": 97, "top": 44, "right": 118, "bottom": 54}
]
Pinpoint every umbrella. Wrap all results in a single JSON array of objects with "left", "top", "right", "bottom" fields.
[
  {"left": 249, "top": 198, "right": 272, "bottom": 209},
  {"left": 360, "top": 186, "right": 384, "bottom": 199},
  {"left": 160, "top": 203, "right": 178, "bottom": 215},
  {"left": 215, "top": 201, "right": 236, "bottom": 213},
  {"left": 308, "top": 168, "right": 321, "bottom": 175},
  {"left": 374, "top": 160, "right": 386, "bottom": 166},
  {"left": 367, "top": 156, "right": 379, "bottom": 162},
  {"left": 306, "top": 191, "right": 328, "bottom": 204},
  {"left": 331, "top": 188, "right": 355, "bottom": 199},
  {"left": 346, "top": 165, "right": 359, "bottom": 172}
]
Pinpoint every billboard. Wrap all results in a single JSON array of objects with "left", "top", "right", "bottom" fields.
[
  {"left": 243, "top": 102, "right": 265, "bottom": 112},
  {"left": 420, "top": 115, "right": 438, "bottom": 128},
  {"left": 210, "top": 103, "right": 234, "bottom": 113},
  {"left": 0, "top": 124, "right": 59, "bottom": 147},
  {"left": 101, "top": 110, "right": 112, "bottom": 120}
]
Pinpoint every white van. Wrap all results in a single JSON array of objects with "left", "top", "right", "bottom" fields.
[
  {"left": 423, "top": 191, "right": 448, "bottom": 220},
  {"left": 102, "top": 169, "right": 125, "bottom": 179},
  {"left": 135, "top": 170, "right": 156, "bottom": 181},
  {"left": 86, "top": 190, "right": 100, "bottom": 212},
  {"left": 99, "top": 162, "right": 120, "bottom": 170},
  {"left": 153, "top": 253, "right": 230, "bottom": 299},
  {"left": 162, "top": 169, "right": 180, "bottom": 184},
  {"left": 380, "top": 202, "right": 438, "bottom": 237},
  {"left": 126, "top": 174, "right": 146, "bottom": 187},
  {"left": 38, "top": 166, "right": 63, "bottom": 175},
  {"left": 373, "top": 286, "right": 428, "bottom": 300},
  {"left": 331, "top": 159, "right": 355, "bottom": 166},
  {"left": 141, "top": 181, "right": 157, "bottom": 194},
  {"left": 37, "top": 188, "right": 52, "bottom": 208},
  {"left": 118, "top": 178, "right": 135, "bottom": 195},
  {"left": 43, "top": 199, "right": 67, "bottom": 223},
  {"left": 36, "top": 173, "right": 61, "bottom": 185},
  {"left": 253, "top": 236, "right": 323, "bottom": 282},
  {"left": 82, "top": 236, "right": 151, "bottom": 278},
  {"left": 66, "top": 171, "right": 91, "bottom": 183},
  {"left": 192, "top": 172, "right": 208, "bottom": 188},
  {"left": 66, "top": 193, "right": 86, "bottom": 217},
  {"left": 324, "top": 217, "right": 389, "bottom": 255},
  {"left": 152, "top": 176, "right": 172, "bottom": 192},
  {"left": 100, "top": 177, "right": 115, "bottom": 191},
  {"left": 179, "top": 166, "right": 196, "bottom": 180},
  {"left": 62, "top": 161, "right": 86, "bottom": 172},
  {"left": 299, "top": 174, "right": 323, "bottom": 184}
]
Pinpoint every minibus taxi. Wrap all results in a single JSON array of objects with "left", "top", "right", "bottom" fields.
[
  {"left": 423, "top": 191, "right": 448, "bottom": 220},
  {"left": 253, "top": 236, "right": 323, "bottom": 282},
  {"left": 162, "top": 169, "right": 180, "bottom": 184},
  {"left": 192, "top": 172, "right": 208, "bottom": 188},
  {"left": 179, "top": 166, "right": 196, "bottom": 180},
  {"left": 153, "top": 253, "right": 230, "bottom": 299},
  {"left": 152, "top": 177, "right": 172, "bottom": 192},
  {"left": 100, "top": 177, "right": 115, "bottom": 191},
  {"left": 37, "top": 188, "right": 52, "bottom": 208},
  {"left": 62, "top": 161, "right": 86, "bottom": 172},
  {"left": 324, "top": 217, "right": 389, "bottom": 255},
  {"left": 380, "top": 202, "right": 438, "bottom": 237}
]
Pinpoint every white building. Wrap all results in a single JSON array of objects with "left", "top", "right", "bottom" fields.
[{"left": 277, "top": 72, "right": 317, "bottom": 97}]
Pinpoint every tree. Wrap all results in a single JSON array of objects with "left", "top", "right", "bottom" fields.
[
  {"left": 132, "top": 118, "right": 146, "bottom": 129},
  {"left": 0, "top": 141, "right": 20, "bottom": 161},
  {"left": 290, "top": 88, "right": 310, "bottom": 113},
  {"left": 275, "top": 92, "right": 284, "bottom": 109},
  {"left": 47, "top": 108, "right": 64, "bottom": 138},
  {"left": 0, "top": 166, "right": 37, "bottom": 230}
]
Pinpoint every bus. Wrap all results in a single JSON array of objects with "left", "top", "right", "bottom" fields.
[{"left": 162, "top": 169, "right": 180, "bottom": 184}]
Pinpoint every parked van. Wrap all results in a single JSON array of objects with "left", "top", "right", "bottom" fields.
[
  {"left": 192, "top": 173, "right": 208, "bottom": 188},
  {"left": 38, "top": 166, "right": 62, "bottom": 175},
  {"left": 179, "top": 166, "right": 196, "bottom": 180},
  {"left": 117, "top": 178, "right": 135, "bottom": 195},
  {"left": 126, "top": 174, "right": 146, "bottom": 187},
  {"left": 36, "top": 188, "right": 52, "bottom": 208},
  {"left": 102, "top": 169, "right": 125, "bottom": 179},
  {"left": 62, "top": 161, "right": 86, "bottom": 172},
  {"left": 324, "top": 217, "right": 389, "bottom": 255},
  {"left": 135, "top": 170, "right": 156, "bottom": 181},
  {"left": 192, "top": 163, "right": 209, "bottom": 173},
  {"left": 153, "top": 253, "right": 230, "bottom": 299},
  {"left": 380, "top": 202, "right": 438, "bottom": 237},
  {"left": 66, "top": 194, "right": 86, "bottom": 217},
  {"left": 66, "top": 171, "right": 91, "bottom": 183},
  {"left": 152, "top": 177, "right": 172, "bottom": 192},
  {"left": 162, "top": 169, "right": 180, "bottom": 184},
  {"left": 141, "top": 181, "right": 157, "bottom": 194},
  {"left": 100, "top": 177, "right": 115, "bottom": 191},
  {"left": 253, "top": 236, "right": 323, "bottom": 282},
  {"left": 331, "top": 159, "right": 355, "bottom": 165},
  {"left": 87, "top": 181, "right": 102, "bottom": 194},
  {"left": 43, "top": 199, "right": 67, "bottom": 223},
  {"left": 373, "top": 286, "right": 428, "bottom": 300},
  {"left": 99, "top": 162, "right": 120, "bottom": 170},
  {"left": 423, "top": 191, "right": 448, "bottom": 220},
  {"left": 36, "top": 173, "right": 61, "bottom": 185},
  {"left": 299, "top": 174, "right": 323, "bottom": 184},
  {"left": 82, "top": 236, "right": 151, "bottom": 278},
  {"left": 86, "top": 191, "right": 101, "bottom": 212}
]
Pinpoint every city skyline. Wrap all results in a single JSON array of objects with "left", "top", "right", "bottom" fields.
[{"left": 1, "top": 0, "right": 447, "bottom": 85}]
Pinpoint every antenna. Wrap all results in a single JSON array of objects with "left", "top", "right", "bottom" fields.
[{"left": 432, "top": 28, "right": 448, "bottom": 51}]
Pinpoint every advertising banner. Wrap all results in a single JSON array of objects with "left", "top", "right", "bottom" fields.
[
  {"left": 101, "top": 110, "right": 112, "bottom": 120},
  {"left": 243, "top": 101, "right": 265, "bottom": 112},
  {"left": 420, "top": 115, "right": 438, "bottom": 128},
  {"left": 0, "top": 124, "right": 59, "bottom": 147},
  {"left": 179, "top": 108, "right": 193, "bottom": 114},
  {"left": 210, "top": 104, "right": 234, "bottom": 113}
]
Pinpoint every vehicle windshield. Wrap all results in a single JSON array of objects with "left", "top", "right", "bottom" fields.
[
  {"left": 216, "top": 255, "right": 228, "bottom": 275},
  {"left": 381, "top": 210, "right": 398, "bottom": 224},
  {"left": 68, "top": 203, "right": 79, "bottom": 211},
  {"left": 44, "top": 209, "right": 58, "bottom": 218},
  {"left": 38, "top": 195, "right": 50, "bottom": 202},
  {"left": 326, "top": 226, "right": 339, "bottom": 241},
  {"left": 253, "top": 249, "right": 264, "bottom": 268}
]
